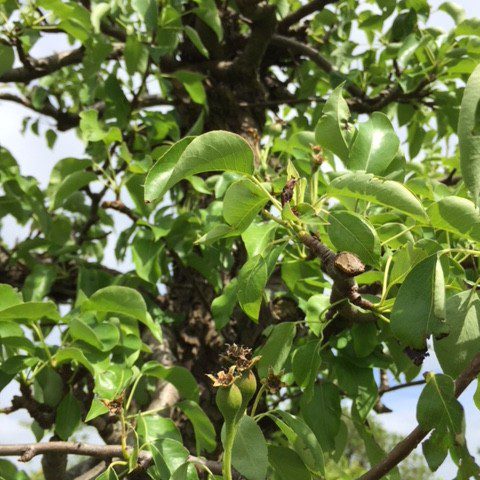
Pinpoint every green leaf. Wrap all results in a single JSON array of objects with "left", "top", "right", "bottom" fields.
[
  {"left": 94, "top": 364, "right": 133, "bottom": 400},
  {"left": 131, "top": 236, "right": 163, "bottom": 283},
  {"left": 428, "top": 196, "right": 480, "bottom": 242},
  {"left": 85, "top": 398, "right": 109, "bottom": 422},
  {"left": 35, "top": 367, "right": 64, "bottom": 407},
  {"left": 257, "top": 322, "right": 296, "bottom": 378},
  {"left": 142, "top": 361, "right": 200, "bottom": 402},
  {"left": 0, "top": 44, "right": 15, "bottom": 77},
  {"left": 416, "top": 373, "right": 464, "bottom": 434},
  {"left": 241, "top": 222, "right": 277, "bottom": 258},
  {"left": 178, "top": 400, "right": 216, "bottom": 453},
  {"left": 95, "top": 468, "right": 119, "bottom": 480},
  {"left": 51, "top": 171, "right": 97, "bottom": 210},
  {"left": 329, "top": 172, "right": 427, "bottom": 221},
  {"left": 172, "top": 71, "right": 206, "bottom": 105},
  {"left": 211, "top": 279, "right": 238, "bottom": 329},
  {"left": 315, "top": 85, "right": 352, "bottom": 161},
  {"left": 272, "top": 411, "right": 325, "bottom": 476},
  {"left": 132, "top": 0, "right": 157, "bottom": 32},
  {"left": 352, "top": 408, "right": 400, "bottom": 480},
  {"left": 292, "top": 341, "right": 322, "bottom": 391},
  {"left": 55, "top": 393, "right": 81, "bottom": 440},
  {"left": 90, "top": 2, "right": 110, "bottom": 32},
  {"left": 348, "top": 112, "right": 400, "bottom": 175},
  {"left": 184, "top": 26, "right": 209, "bottom": 58},
  {"left": 422, "top": 426, "right": 450, "bottom": 472},
  {"left": 0, "top": 285, "right": 23, "bottom": 311},
  {"left": 23, "top": 265, "right": 56, "bottom": 301},
  {"left": 144, "top": 137, "right": 194, "bottom": 203},
  {"left": 193, "top": 0, "right": 223, "bottom": 41},
  {"left": 391, "top": 255, "right": 448, "bottom": 349},
  {"left": 327, "top": 210, "right": 381, "bottom": 266},
  {"left": 475, "top": 377, "right": 480, "bottom": 411},
  {"left": 456, "top": 18, "right": 480, "bottom": 37},
  {"left": 170, "top": 463, "right": 190, "bottom": 480},
  {"left": 334, "top": 356, "right": 377, "bottom": 420},
  {"left": 54, "top": 347, "right": 94, "bottom": 374},
  {"left": 84, "top": 286, "right": 147, "bottom": 320},
  {"left": 397, "top": 33, "right": 422, "bottom": 68},
  {"left": 305, "top": 294, "right": 330, "bottom": 336},
  {"left": 223, "top": 179, "right": 269, "bottom": 232},
  {"left": 0, "top": 301, "right": 60, "bottom": 323},
  {"left": 69, "top": 317, "right": 102, "bottom": 349},
  {"left": 150, "top": 439, "right": 189, "bottom": 478},
  {"left": 268, "top": 445, "right": 312, "bottom": 480},
  {"left": 439, "top": 1, "right": 466, "bottom": 23},
  {"left": 434, "top": 291, "right": 480, "bottom": 377},
  {"left": 145, "top": 131, "right": 254, "bottom": 201},
  {"left": 300, "top": 382, "right": 341, "bottom": 452},
  {"left": 458, "top": 63, "right": 480, "bottom": 206},
  {"left": 125, "top": 36, "right": 149, "bottom": 75},
  {"left": 237, "top": 255, "right": 268, "bottom": 322},
  {"left": 137, "top": 415, "right": 182, "bottom": 443},
  {"left": 232, "top": 416, "right": 268, "bottom": 480}
]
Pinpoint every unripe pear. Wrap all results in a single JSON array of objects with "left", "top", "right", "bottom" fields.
[
  {"left": 216, "top": 383, "right": 243, "bottom": 423},
  {"left": 235, "top": 370, "right": 257, "bottom": 419}
]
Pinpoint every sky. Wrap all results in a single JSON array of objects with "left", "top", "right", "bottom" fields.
[{"left": 0, "top": 0, "right": 479, "bottom": 478}]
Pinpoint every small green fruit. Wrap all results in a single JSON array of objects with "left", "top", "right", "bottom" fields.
[
  {"left": 216, "top": 383, "right": 243, "bottom": 423},
  {"left": 235, "top": 370, "right": 257, "bottom": 418}
]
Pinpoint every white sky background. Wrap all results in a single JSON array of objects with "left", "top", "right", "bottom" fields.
[{"left": 0, "top": 0, "right": 479, "bottom": 478}]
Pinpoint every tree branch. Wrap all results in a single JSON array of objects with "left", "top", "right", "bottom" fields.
[
  {"left": 234, "top": 4, "right": 277, "bottom": 72},
  {"left": 0, "top": 93, "right": 80, "bottom": 131},
  {"left": 278, "top": 0, "right": 338, "bottom": 33},
  {"left": 101, "top": 200, "right": 138, "bottom": 222},
  {"left": 0, "top": 45, "right": 122, "bottom": 83},
  {"left": 270, "top": 35, "right": 365, "bottom": 99},
  {"left": 0, "top": 92, "right": 175, "bottom": 131},
  {"left": 379, "top": 379, "right": 426, "bottom": 396},
  {"left": 358, "top": 353, "right": 480, "bottom": 480},
  {"left": 0, "top": 442, "right": 242, "bottom": 479}
]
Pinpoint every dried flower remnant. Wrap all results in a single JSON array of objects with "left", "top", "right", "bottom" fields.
[
  {"left": 262, "top": 367, "right": 285, "bottom": 394},
  {"left": 101, "top": 393, "right": 124, "bottom": 416},
  {"left": 206, "top": 365, "right": 238, "bottom": 388},
  {"left": 311, "top": 145, "right": 324, "bottom": 166},
  {"left": 222, "top": 343, "right": 260, "bottom": 372},
  {"left": 281, "top": 179, "right": 297, "bottom": 206}
]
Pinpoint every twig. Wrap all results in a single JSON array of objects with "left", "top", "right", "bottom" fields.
[
  {"left": 278, "top": 0, "right": 338, "bottom": 32},
  {"left": 358, "top": 353, "right": 480, "bottom": 480},
  {"left": 379, "top": 379, "right": 426, "bottom": 396},
  {"left": 101, "top": 200, "right": 138, "bottom": 222}
]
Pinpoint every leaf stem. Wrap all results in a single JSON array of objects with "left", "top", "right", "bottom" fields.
[
  {"left": 250, "top": 384, "right": 267, "bottom": 417},
  {"left": 31, "top": 323, "right": 53, "bottom": 365}
]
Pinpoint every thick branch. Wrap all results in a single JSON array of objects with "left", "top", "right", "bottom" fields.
[
  {"left": 0, "top": 442, "right": 241, "bottom": 479},
  {"left": 0, "top": 92, "right": 175, "bottom": 131},
  {"left": 297, "top": 230, "right": 375, "bottom": 325},
  {"left": 0, "top": 48, "right": 84, "bottom": 83},
  {"left": 358, "top": 353, "right": 480, "bottom": 480},
  {"left": 0, "top": 45, "right": 122, "bottom": 83},
  {"left": 278, "top": 0, "right": 338, "bottom": 32},
  {"left": 234, "top": 5, "right": 277, "bottom": 72}
]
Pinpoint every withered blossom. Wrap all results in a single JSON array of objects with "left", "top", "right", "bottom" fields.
[
  {"left": 262, "top": 367, "right": 285, "bottom": 393},
  {"left": 206, "top": 365, "right": 237, "bottom": 388}
]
